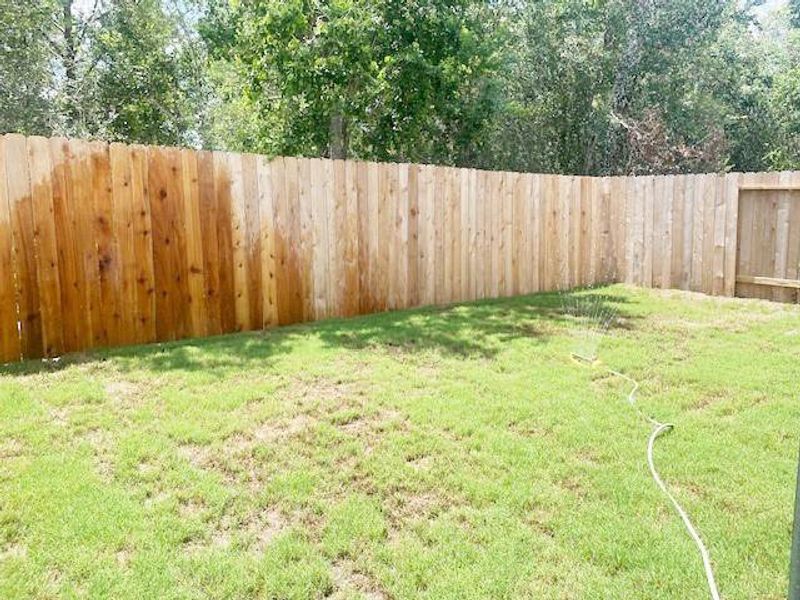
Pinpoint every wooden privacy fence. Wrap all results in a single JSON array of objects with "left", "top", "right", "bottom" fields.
[{"left": 0, "top": 133, "right": 798, "bottom": 363}]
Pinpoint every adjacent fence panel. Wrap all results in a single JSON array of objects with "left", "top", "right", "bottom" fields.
[{"left": 0, "top": 133, "right": 798, "bottom": 363}]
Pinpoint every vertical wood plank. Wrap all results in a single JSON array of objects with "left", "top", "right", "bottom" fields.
[
  {"left": 273, "top": 157, "right": 303, "bottom": 325},
  {"left": 181, "top": 149, "right": 207, "bottom": 337},
  {"left": 27, "top": 136, "right": 64, "bottom": 356},
  {"left": 397, "top": 163, "right": 410, "bottom": 308},
  {"left": 149, "top": 147, "right": 179, "bottom": 341},
  {"left": 130, "top": 145, "right": 156, "bottom": 343},
  {"left": 227, "top": 152, "right": 250, "bottom": 331},
  {"left": 67, "top": 141, "right": 100, "bottom": 349},
  {"left": 48, "top": 138, "right": 83, "bottom": 352},
  {"left": 670, "top": 175, "right": 685, "bottom": 289},
  {"left": 511, "top": 173, "right": 528, "bottom": 296},
  {"left": 109, "top": 143, "right": 138, "bottom": 346},
  {"left": 690, "top": 175, "right": 706, "bottom": 292},
  {"left": 442, "top": 167, "right": 454, "bottom": 303},
  {"left": 297, "top": 158, "right": 314, "bottom": 321},
  {"left": 256, "top": 156, "right": 278, "bottom": 327},
  {"left": 543, "top": 175, "right": 559, "bottom": 291},
  {"left": 711, "top": 174, "right": 728, "bottom": 296},
  {"left": 89, "top": 141, "right": 120, "bottom": 347},
  {"left": 460, "top": 167, "right": 471, "bottom": 301},
  {"left": 735, "top": 175, "right": 757, "bottom": 299},
  {"left": 475, "top": 169, "right": 487, "bottom": 300},
  {"left": 407, "top": 164, "right": 419, "bottom": 308},
  {"left": 786, "top": 172, "right": 800, "bottom": 302},
  {"left": 331, "top": 159, "right": 346, "bottom": 317},
  {"left": 376, "top": 162, "right": 391, "bottom": 311},
  {"left": 642, "top": 176, "right": 655, "bottom": 288},
  {"left": 681, "top": 175, "right": 695, "bottom": 291},
  {"left": 772, "top": 172, "right": 794, "bottom": 301},
  {"left": 325, "top": 159, "right": 338, "bottom": 316},
  {"left": 197, "top": 150, "right": 222, "bottom": 336},
  {"left": 722, "top": 173, "right": 741, "bottom": 297},
  {"left": 434, "top": 166, "right": 447, "bottom": 304},
  {"left": 623, "top": 177, "right": 636, "bottom": 285},
  {"left": 343, "top": 160, "right": 360, "bottom": 316},
  {"left": 586, "top": 177, "right": 598, "bottom": 285},
  {"left": 577, "top": 176, "right": 590, "bottom": 287},
  {"left": 242, "top": 154, "right": 263, "bottom": 328},
  {"left": 651, "top": 176, "right": 665, "bottom": 288},
  {"left": 0, "top": 137, "right": 21, "bottom": 362},
  {"left": 386, "top": 162, "right": 401, "bottom": 310},
  {"left": 701, "top": 174, "right": 717, "bottom": 295},
  {"left": 368, "top": 162, "right": 382, "bottom": 310},
  {"left": 356, "top": 161, "right": 371, "bottom": 314},
  {"left": 4, "top": 134, "right": 43, "bottom": 358},
  {"left": 561, "top": 176, "right": 575, "bottom": 289},
  {"left": 660, "top": 176, "right": 674, "bottom": 289},
  {"left": 322, "top": 159, "right": 337, "bottom": 317},
  {"left": 418, "top": 164, "right": 435, "bottom": 306},
  {"left": 600, "top": 177, "right": 613, "bottom": 282},
  {"left": 311, "top": 158, "right": 330, "bottom": 319},
  {"left": 530, "top": 174, "right": 542, "bottom": 292},
  {"left": 483, "top": 170, "right": 495, "bottom": 297}
]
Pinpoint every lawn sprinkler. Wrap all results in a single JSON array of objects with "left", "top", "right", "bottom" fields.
[
  {"left": 561, "top": 289, "right": 721, "bottom": 600},
  {"left": 561, "top": 289, "right": 618, "bottom": 364}
]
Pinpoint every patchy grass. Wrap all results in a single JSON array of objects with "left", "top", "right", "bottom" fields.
[{"left": 0, "top": 285, "right": 799, "bottom": 599}]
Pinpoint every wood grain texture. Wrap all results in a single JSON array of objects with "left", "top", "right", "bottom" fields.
[
  {"left": 0, "top": 137, "right": 21, "bottom": 362},
  {"left": 256, "top": 156, "right": 278, "bottom": 328},
  {"left": 5, "top": 134, "right": 43, "bottom": 358},
  {"left": 109, "top": 143, "right": 138, "bottom": 346},
  {"left": 27, "top": 136, "right": 64, "bottom": 356},
  {"left": 4, "top": 134, "right": 800, "bottom": 363}
]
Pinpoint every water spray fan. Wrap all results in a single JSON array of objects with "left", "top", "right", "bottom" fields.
[{"left": 561, "top": 289, "right": 721, "bottom": 600}]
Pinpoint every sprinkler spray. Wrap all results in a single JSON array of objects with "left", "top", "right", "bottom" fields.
[{"left": 562, "top": 289, "right": 721, "bottom": 600}]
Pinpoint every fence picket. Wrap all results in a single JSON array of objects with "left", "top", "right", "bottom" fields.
[{"left": 3, "top": 133, "right": 800, "bottom": 363}]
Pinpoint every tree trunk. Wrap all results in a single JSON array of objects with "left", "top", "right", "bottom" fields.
[
  {"left": 61, "top": 0, "right": 79, "bottom": 131},
  {"left": 329, "top": 112, "right": 347, "bottom": 159},
  {"left": 604, "top": 0, "right": 651, "bottom": 174}
]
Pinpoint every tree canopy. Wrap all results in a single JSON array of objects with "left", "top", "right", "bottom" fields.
[{"left": 1, "top": 0, "right": 798, "bottom": 175}]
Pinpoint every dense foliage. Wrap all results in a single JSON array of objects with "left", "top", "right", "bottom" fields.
[{"left": 1, "top": 0, "right": 798, "bottom": 175}]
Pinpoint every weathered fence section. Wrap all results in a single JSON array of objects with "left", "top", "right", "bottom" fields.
[{"left": 0, "top": 133, "right": 798, "bottom": 363}]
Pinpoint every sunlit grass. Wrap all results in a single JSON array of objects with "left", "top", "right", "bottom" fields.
[{"left": 1, "top": 285, "right": 798, "bottom": 599}]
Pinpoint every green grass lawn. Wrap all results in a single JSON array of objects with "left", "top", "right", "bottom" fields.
[{"left": 1, "top": 285, "right": 799, "bottom": 599}]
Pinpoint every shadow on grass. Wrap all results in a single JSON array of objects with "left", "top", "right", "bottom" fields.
[{"left": 0, "top": 287, "right": 637, "bottom": 377}]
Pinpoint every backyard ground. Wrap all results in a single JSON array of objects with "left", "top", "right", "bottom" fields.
[{"left": 0, "top": 285, "right": 798, "bottom": 599}]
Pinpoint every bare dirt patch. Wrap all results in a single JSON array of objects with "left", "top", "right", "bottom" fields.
[
  {"left": 253, "top": 414, "right": 314, "bottom": 442},
  {"left": 0, "top": 543, "right": 27, "bottom": 561},
  {"left": 105, "top": 381, "right": 141, "bottom": 403},
  {"left": 278, "top": 375, "right": 366, "bottom": 413},
  {"left": 81, "top": 428, "right": 115, "bottom": 482},
  {"left": 115, "top": 547, "right": 132, "bottom": 569},
  {"left": 244, "top": 508, "right": 287, "bottom": 552},
  {"left": 329, "top": 559, "right": 387, "bottom": 600},
  {"left": 385, "top": 490, "right": 453, "bottom": 526},
  {"left": 406, "top": 454, "right": 433, "bottom": 471},
  {"left": 0, "top": 437, "right": 25, "bottom": 459},
  {"left": 182, "top": 506, "right": 292, "bottom": 557},
  {"left": 49, "top": 406, "right": 70, "bottom": 427},
  {"left": 178, "top": 498, "right": 207, "bottom": 519}
]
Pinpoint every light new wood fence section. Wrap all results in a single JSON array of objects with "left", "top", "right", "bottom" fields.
[{"left": 0, "top": 134, "right": 798, "bottom": 363}]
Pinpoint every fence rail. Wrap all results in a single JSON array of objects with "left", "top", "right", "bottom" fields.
[{"left": 0, "top": 133, "right": 797, "bottom": 363}]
